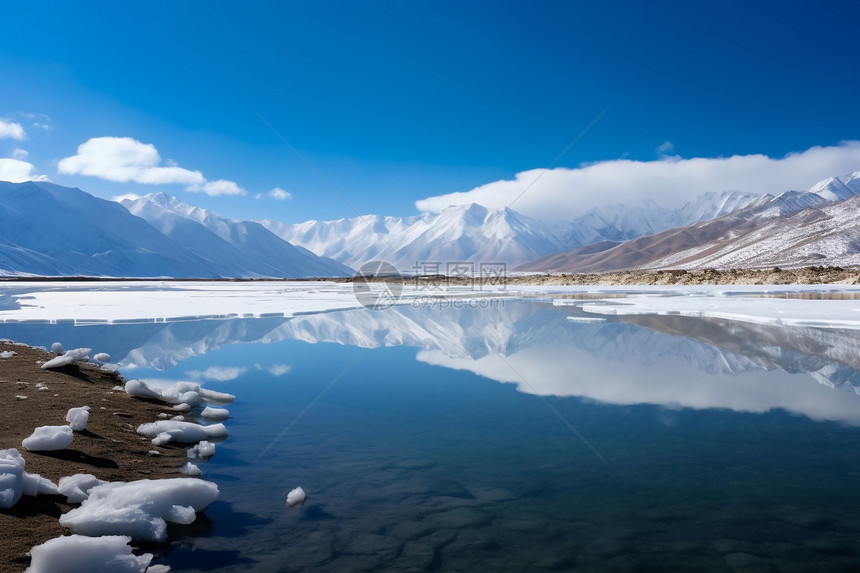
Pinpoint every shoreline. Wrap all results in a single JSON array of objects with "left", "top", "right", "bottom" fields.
[
  {"left": 1, "top": 266, "right": 857, "bottom": 287},
  {"left": 0, "top": 342, "right": 189, "bottom": 572}
]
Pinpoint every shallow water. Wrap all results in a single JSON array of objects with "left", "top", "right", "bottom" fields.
[{"left": 5, "top": 296, "right": 860, "bottom": 571}]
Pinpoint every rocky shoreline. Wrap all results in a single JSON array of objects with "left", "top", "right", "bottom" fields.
[{"left": 0, "top": 341, "right": 188, "bottom": 572}]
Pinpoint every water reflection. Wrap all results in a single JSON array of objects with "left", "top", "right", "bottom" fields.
[{"left": 3, "top": 301, "right": 860, "bottom": 425}]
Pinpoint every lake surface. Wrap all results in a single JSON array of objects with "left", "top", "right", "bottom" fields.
[{"left": 3, "top": 285, "right": 860, "bottom": 572}]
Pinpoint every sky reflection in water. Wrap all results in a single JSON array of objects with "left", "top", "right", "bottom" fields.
[{"left": 4, "top": 300, "right": 860, "bottom": 571}]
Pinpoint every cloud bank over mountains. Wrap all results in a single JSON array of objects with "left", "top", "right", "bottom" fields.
[
  {"left": 416, "top": 141, "right": 860, "bottom": 220},
  {"left": 58, "top": 137, "right": 246, "bottom": 196}
]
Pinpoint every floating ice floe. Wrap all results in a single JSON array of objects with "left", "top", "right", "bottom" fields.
[
  {"left": 187, "top": 441, "right": 216, "bottom": 459},
  {"left": 58, "top": 474, "right": 108, "bottom": 504},
  {"left": 137, "top": 420, "right": 227, "bottom": 445},
  {"left": 50, "top": 342, "right": 64, "bottom": 355},
  {"left": 59, "top": 478, "right": 219, "bottom": 542},
  {"left": 285, "top": 486, "right": 306, "bottom": 507},
  {"left": 66, "top": 406, "right": 90, "bottom": 432},
  {"left": 22, "top": 425, "right": 74, "bottom": 451},
  {"left": 41, "top": 347, "right": 91, "bottom": 369},
  {"left": 25, "top": 534, "right": 170, "bottom": 573},
  {"left": 0, "top": 448, "right": 59, "bottom": 508},
  {"left": 201, "top": 406, "right": 230, "bottom": 421}
]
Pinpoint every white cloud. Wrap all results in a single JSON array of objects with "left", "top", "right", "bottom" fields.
[
  {"left": 187, "top": 365, "right": 248, "bottom": 382},
  {"left": 656, "top": 141, "right": 674, "bottom": 156},
  {"left": 0, "top": 158, "right": 50, "bottom": 182},
  {"left": 11, "top": 148, "right": 28, "bottom": 159},
  {"left": 267, "top": 364, "right": 292, "bottom": 377},
  {"left": 192, "top": 179, "right": 246, "bottom": 197},
  {"left": 58, "top": 136, "right": 246, "bottom": 196},
  {"left": 415, "top": 141, "right": 860, "bottom": 221},
  {"left": 0, "top": 119, "right": 25, "bottom": 140},
  {"left": 31, "top": 122, "right": 51, "bottom": 131},
  {"left": 267, "top": 187, "right": 292, "bottom": 200}
]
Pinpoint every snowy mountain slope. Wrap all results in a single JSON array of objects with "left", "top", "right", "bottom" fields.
[
  {"left": 267, "top": 172, "right": 859, "bottom": 271},
  {"left": 643, "top": 192, "right": 860, "bottom": 269},
  {"left": 553, "top": 191, "right": 761, "bottom": 247},
  {"left": 265, "top": 191, "right": 765, "bottom": 271},
  {"left": 121, "top": 193, "right": 352, "bottom": 277},
  {"left": 0, "top": 181, "right": 222, "bottom": 277},
  {"left": 517, "top": 173, "right": 860, "bottom": 272},
  {"left": 807, "top": 171, "right": 860, "bottom": 202},
  {"left": 0, "top": 182, "right": 352, "bottom": 278},
  {"left": 264, "top": 203, "right": 568, "bottom": 270}
]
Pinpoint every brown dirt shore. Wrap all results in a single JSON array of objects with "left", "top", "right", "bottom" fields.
[
  {"left": 0, "top": 341, "right": 188, "bottom": 572},
  {"left": 339, "top": 265, "right": 860, "bottom": 287}
]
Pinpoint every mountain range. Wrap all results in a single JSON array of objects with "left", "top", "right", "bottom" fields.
[
  {"left": 1, "top": 171, "right": 859, "bottom": 278},
  {"left": 518, "top": 171, "right": 860, "bottom": 272},
  {"left": 263, "top": 190, "right": 763, "bottom": 270},
  {"left": 0, "top": 181, "right": 350, "bottom": 278}
]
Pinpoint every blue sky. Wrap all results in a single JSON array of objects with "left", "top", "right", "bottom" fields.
[{"left": 2, "top": 1, "right": 860, "bottom": 223}]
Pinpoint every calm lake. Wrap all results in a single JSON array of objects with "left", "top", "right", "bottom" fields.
[{"left": 4, "top": 287, "right": 860, "bottom": 572}]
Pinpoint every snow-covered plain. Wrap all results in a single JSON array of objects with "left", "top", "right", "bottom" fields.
[
  {"left": 5, "top": 281, "right": 860, "bottom": 331},
  {"left": 0, "top": 280, "right": 494, "bottom": 324}
]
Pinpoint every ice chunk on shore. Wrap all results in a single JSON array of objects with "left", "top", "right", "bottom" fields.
[
  {"left": 286, "top": 486, "right": 306, "bottom": 507},
  {"left": 124, "top": 379, "right": 163, "bottom": 400},
  {"left": 187, "top": 441, "right": 215, "bottom": 459},
  {"left": 93, "top": 352, "right": 111, "bottom": 363},
  {"left": 21, "top": 472, "right": 59, "bottom": 496},
  {"left": 66, "top": 406, "right": 90, "bottom": 432},
  {"left": 41, "top": 347, "right": 91, "bottom": 369},
  {"left": 125, "top": 380, "right": 235, "bottom": 407},
  {"left": 0, "top": 350, "right": 16, "bottom": 359},
  {"left": 59, "top": 474, "right": 107, "bottom": 504},
  {"left": 180, "top": 462, "right": 201, "bottom": 476},
  {"left": 26, "top": 534, "right": 164, "bottom": 573},
  {"left": 0, "top": 448, "right": 25, "bottom": 508},
  {"left": 1, "top": 449, "right": 60, "bottom": 508},
  {"left": 22, "top": 425, "right": 74, "bottom": 451},
  {"left": 59, "top": 478, "right": 219, "bottom": 542},
  {"left": 201, "top": 406, "right": 229, "bottom": 421},
  {"left": 137, "top": 420, "right": 227, "bottom": 445},
  {"left": 50, "top": 342, "right": 64, "bottom": 355}
]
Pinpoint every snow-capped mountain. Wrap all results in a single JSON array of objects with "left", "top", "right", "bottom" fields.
[
  {"left": 120, "top": 192, "right": 352, "bottom": 278},
  {"left": 264, "top": 203, "right": 568, "bottom": 270},
  {"left": 0, "top": 181, "right": 351, "bottom": 278},
  {"left": 0, "top": 181, "right": 218, "bottom": 277},
  {"left": 518, "top": 172, "right": 860, "bottom": 272},
  {"left": 264, "top": 192, "right": 764, "bottom": 271},
  {"left": 267, "top": 172, "right": 860, "bottom": 272}
]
